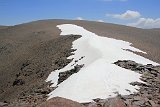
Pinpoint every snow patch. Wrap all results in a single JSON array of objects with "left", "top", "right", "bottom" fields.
[{"left": 46, "top": 24, "right": 159, "bottom": 103}]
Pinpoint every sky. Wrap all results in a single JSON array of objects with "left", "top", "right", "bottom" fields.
[{"left": 0, "top": 0, "right": 160, "bottom": 28}]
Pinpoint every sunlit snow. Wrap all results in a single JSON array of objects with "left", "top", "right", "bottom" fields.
[{"left": 46, "top": 24, "right": 159, "bottom": 103}]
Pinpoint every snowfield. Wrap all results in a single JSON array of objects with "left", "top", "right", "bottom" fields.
[{"left": 46, "top": 24, "right": 159, "bottom": 103}]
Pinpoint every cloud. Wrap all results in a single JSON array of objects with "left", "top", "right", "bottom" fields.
[
  {"left": 76, "top": 17, "right": 84, "bottom": 20},
  {"left": 128, "top": 18, "right": 160, "bottom": 29},
  {"left": 97, "top": 20, "right": 104, "bottom": 22},
  {"left": 107, "top": 10, "right": 141, "bottom": 20}
]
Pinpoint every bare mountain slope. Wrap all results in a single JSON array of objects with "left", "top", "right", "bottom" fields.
[
  {"left": 0, "top": 19, "right": 159, "bottom": 106},
  {"left": 3, "top": 19, "right": 159, "bottom": 62}
]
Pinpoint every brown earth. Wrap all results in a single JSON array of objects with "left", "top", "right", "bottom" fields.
[
  {"left": 39, "top": 97, "right": 85, "bottom": 107},
  {"left": 0, "top": 19, "right": 160, "bottom": 106}
]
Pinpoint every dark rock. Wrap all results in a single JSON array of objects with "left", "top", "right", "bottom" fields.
[
  {"left": 79, "top": 56, "right": 85, "bottom": 60},
  {"left": 54, "top": 58, "right": 70, "bottom": 68},
  {"left": 35, "top": 88, "right": 50, "bottom": 94},
  {"left": 12, "top": 79, "right": 25, "bottom": 86},
  {"left": 130, "top": 82, "right": 149, "bottom": 87},
  {"left": 150, "top": 70, "right": 158, "bottom": 76},
  {"left": 58, "top": 64, "right": 83, "bottom": 84},
  {"left": 75, "top": 60, "right": 78, "bottom": 63},
  {"left": 93, "top": 98, "right": 101, "bottom": 103},
  {"left": 114, "top": 60, "right": 144, "bottom": 73},
  {"left": 21, "top": 61, "right": 30, "bottom": 70},
  {"left": 16, "top": 73, "right": 20, "bottom": 78}
]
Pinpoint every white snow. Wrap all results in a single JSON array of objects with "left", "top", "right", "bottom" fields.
[{"left": 46, "top": 24, "right": 159, "bottom": 103}]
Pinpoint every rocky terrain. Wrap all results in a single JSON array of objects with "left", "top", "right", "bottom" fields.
[
  {"left": 0, "top": 20, "right": 160, "bottom": 107},
  {"left": 1, "top": 57, "right": 160, "bottom": 107},
  {"left": 58, "top": 64, "right": 84, "bottom": 84},
  {"left": 0, "top": 34, "right": 81, "bottom": 106}
]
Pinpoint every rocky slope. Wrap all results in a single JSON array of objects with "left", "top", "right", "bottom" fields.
[{"left": 0, "top": 34, "right": 81, "bottom": 106}]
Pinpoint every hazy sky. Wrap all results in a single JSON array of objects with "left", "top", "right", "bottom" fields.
[{"left": 0, "top": 0, "right": 160, "bottom": 28}]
